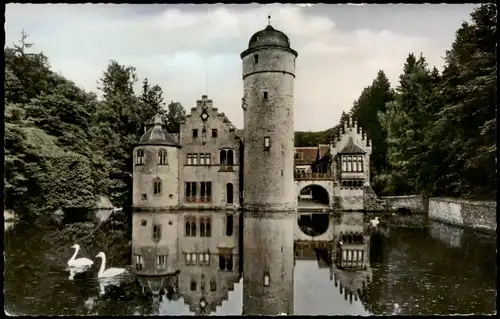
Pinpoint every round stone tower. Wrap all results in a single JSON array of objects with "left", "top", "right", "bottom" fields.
[
  {"left": 240, "top": 20, "right": 298, "bottom": 212},
  {"left": 132, "top": 114, "right": 181, "bottom": 209}
]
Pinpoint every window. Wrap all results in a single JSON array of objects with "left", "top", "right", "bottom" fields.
[
  {"left": 219, "top": 251, "right": 233, "bottom": 271},
  {"left": 141, "top": 220, "right": 147, "bottom": 226},
  {"left": 136, "top": 149, "right": 144, "bottom": 165},
  {"left": 200, "top": 216, "right": 212, "bottom": 237},
  {"left": 205, "top": 153, "right": 211, "bottom": 165},
  {"left": 185, "top": 182, "right": 197, "bottom": 202},
  {"left": 190, "top": 280, "right": 197, "bottom": 291},
  {"left": 210, "top": 280, "right": 217, "bottom": 292},
  {"left": 226, "top": 214, "right": 234, "bottom": 236},
  {"left": 158, "top": 149, "right": 168, "bottom": 165},
  {"left": 193, "top": 154, "right": 198, "bottom": 165},
  {"left": 156, "top": 255, "right": 167, "bottom": 270},
  {"left": 152, "top": 224, "right": 162, "bottom": 242},
  {"left": 263, "top": 91, "right": 268, "bottom": 99},
  {"left": 264, "top": 137, "right": 270, "bottom": 150},
  {"left": 263, "top": 272, "right": 270, "bottom": 287},
  {"left": 153, "top": 178, "right": 162, "bottom": 195},
  {"left": 220, "top": 149, "right": 234, "bottom": 166},
  {"left": 212, "top": 129, "right": 218, "bottom": 138},
  {"left": 200, "top": 153, "right": 205, "bottom": 165},
  {"left": 226, "top": 183, "right": 234, "bottom": 204},
  {"left": 187, "top": 154, "right": 193, "bottom": 165},
  {"left": 141, "top": 193, "right": 147, "bottom": 200},
  {"left": 341, "top": 155, "right": 364, "bottom": 172},
  {"left": 357, "top": 155, "right": 364, "bottom": 172},
  {"left": 254, "top": 54, "right": 259, "bottom": 64},
  {"left": 199, "top": 252, "right": 210, "bottom": 266},
  {"left": 200, "top": 182, "right": 212, "bottom": 202},
  {"left": 185, "top": 216, "right": 197, "bottom": 236},
  {"left": 192, "top": 129, "right": 198, "bottom": 138},
  {"left": 185, "top": 253, "right": 198, "bottom": 265},
  {"left": 220, "top": 150, "right": 226, "bottom": 165},
  {"left": 135, "top": 254, "right": 144, "bottom": 271}
]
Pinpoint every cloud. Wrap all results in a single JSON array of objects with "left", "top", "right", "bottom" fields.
[{"left": 6, "top": 4, "right": 457, "bottom": 131}]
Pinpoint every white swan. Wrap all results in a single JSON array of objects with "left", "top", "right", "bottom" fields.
[
  {"left": 392, "top": 303, "right": 401, "bottom": 315},
  {"left": 68, "top": 244, "right": 94, "bottom": 267},
  {"left": 95, "top": 252, "right": 126, "bottom": 278},
  {"left": 369, "top": 217, "right": 380, "bottom": 227}
]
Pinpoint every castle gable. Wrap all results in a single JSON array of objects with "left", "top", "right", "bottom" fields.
[
  {"left": 330, "top": 115, "right": 372, "bottom": 159},
  {"left": 338, "top": 137, "right": 366, "bottom": 155}
]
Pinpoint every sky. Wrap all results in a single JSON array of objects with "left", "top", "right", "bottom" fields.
[{"left": 5, "top": 3, "right": 478, "bottom": 131}]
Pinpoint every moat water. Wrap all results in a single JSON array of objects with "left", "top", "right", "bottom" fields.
[{"left": 4, "top": 211, "right": 497, "bottom": 316}]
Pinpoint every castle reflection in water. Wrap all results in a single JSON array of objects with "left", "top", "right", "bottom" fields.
[{"left": 131, "top": 211, "right": 378, "bottom": 315}]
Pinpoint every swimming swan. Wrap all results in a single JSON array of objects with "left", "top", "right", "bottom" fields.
[
  {"left": 68, "top": 244, "right": 94, "bottom": 267},
  {"left": 95, "top": 252, "right": 126, "bottom": 278}
]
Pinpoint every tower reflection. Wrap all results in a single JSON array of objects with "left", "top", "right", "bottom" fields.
[{"left": 242, "top": 211, "right": 295, "bottom": 315}]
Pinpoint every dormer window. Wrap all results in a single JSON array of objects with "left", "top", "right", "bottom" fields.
[
  {"left": 264, "top": 137, "right": 270, "bottom": 150},
  {"left": 136, "top": 149, "right": 144, "bottom": 165},
  {"left": 158, "top": 149, "right": 168, "bottom": 165}
]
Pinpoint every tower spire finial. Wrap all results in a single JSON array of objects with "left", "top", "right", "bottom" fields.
[{"left": 268, "top": 14, "right": 271, "bottom": 26}]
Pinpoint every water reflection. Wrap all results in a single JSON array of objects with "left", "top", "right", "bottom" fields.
[
  {"left": 4, "top": 211, "right": 497, "bottom": 315},
  {"left": 242, "top": 212, "right": 295, "bottom": 315},
  {"left": 131, "top": 211, "right": 242, "bottom": 315}
]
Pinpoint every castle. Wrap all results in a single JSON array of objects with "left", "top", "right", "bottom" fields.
[{"left": 131, "top": 22, "right": 373, "bottom": 213}]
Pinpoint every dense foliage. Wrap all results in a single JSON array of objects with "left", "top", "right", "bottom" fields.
[
  {"left": 4, "top": 31, "right": 186, "bottom": 222},
  {"left": 296, "top": 4, "right": 496, "bottom": 199}
]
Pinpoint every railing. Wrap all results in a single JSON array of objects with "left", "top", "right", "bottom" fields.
[
  {"left": 185, "top": 196, "right": 212, "bottom": 203},
  {"left": 294, "top": 172, "right": 334, "bottom": 180},
  {"left": 218, "top": 165, "right": 234, "bottom": 172}
]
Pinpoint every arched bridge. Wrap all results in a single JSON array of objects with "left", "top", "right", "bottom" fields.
[{"left": 294, "top": 172, "right": 335, "bottom": 211}]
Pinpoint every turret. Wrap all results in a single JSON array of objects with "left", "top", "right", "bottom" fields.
[{"left": 132, "top": 114, "right": 181, "bottom": 209}]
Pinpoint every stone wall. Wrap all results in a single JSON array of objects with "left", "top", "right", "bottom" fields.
[
  {"left": 380, "top": 194, "right": 426, "bottom": 213},
  {"left": 429, "top": 197, "right": 496, "bottom": 233}
]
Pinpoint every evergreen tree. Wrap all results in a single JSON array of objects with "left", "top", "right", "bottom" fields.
[{"left": 350, "top": 70, "right": 395, "bottom": 185}]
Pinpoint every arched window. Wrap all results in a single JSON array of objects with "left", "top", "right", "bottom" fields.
[
  {"left": 185, "top": 216, "right": 197, "bottom": 237},
  {"left": 219, "top": 149, "right": 234, "bottom": 166},
  {"left": 219, "top": 150, "right": 227, "bottom": 165},
  {"left": 153, "top": 178, "right": 162, "bottom": 195},
  {"left": 158, "top": 149, "right": 168, "bottom": 165},
  {"left": 200, "top": 216, "right": 212, "bottom": 237},
  {"left": 226, "top": 183, "right": 234, "bottom": 204},
  {"left": 152, "top": 224, "right": 162, "bottom": 242},
  {"left": 136, "top": 149, "right": 144, "bottom": 165}
]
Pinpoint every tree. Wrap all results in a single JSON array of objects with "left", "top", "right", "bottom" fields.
[
  {"left": 164, "top": 101, "right": 186, "bottom": 133},
  {"left": 423, "top": 4, "right": 496, "bottom": 199},
  {"left": 349, "top": 71, "right": 395, "bottom": 193},
  {"left": 377, "top": 53, "right": 435, "bottom": 195}
]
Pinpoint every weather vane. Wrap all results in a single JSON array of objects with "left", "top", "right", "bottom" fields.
[{"left": 268, "top": 14, "right": 271, "bottom": 25}]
